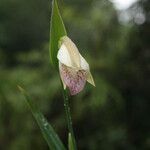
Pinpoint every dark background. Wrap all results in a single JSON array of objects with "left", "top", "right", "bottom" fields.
[{"left": 0, "top": 0, "right": 149, "bottom": 149}]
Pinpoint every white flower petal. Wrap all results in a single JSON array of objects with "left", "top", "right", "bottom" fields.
[
  {"left": 79, "top": 54, "right": 89, "bottom": 70},
  {"left": 57, "top": 44, "right": 72, "bottom": 67},
  {"left": 58, "top": 36, "right": 81, "bottom": 68}
]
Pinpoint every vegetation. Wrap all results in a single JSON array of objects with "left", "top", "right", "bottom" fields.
[{"left": 0, "top": 0, "right": 149, "bottom": 149}]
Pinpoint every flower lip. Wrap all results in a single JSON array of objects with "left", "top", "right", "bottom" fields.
[{"left": 59, "top": 63, "right": 87, "bottom": 95}]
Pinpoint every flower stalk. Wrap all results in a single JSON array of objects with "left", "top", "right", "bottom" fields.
[{"left": 62, "top": 89, "right": 77, "bottom": 150}]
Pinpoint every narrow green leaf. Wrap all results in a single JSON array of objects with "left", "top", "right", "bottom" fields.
[
  {"left": 50, "top": 0, "right": 67, "bottom": 67},
  {"left": 18, "top": 86, "right": 66, "bottom": 150},
  {"left": 68, "top": 133, "right": 74, "bottom": 150}
]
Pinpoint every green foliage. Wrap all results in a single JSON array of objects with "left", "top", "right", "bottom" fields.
[
  {"left": 50, "top": 0, "right": 67, "bottom": 67},
  {"left": 19, "top": 86, "right": 66, "bottom": 150},
  {"left": 68, "top": 133, "right": 74, "bottom": 150},
  {"left": 0, "top": 0, "right": 149, "bottom": 150},
  {"left": 0, "top": 0, "right": 49, "bottom": 52}
]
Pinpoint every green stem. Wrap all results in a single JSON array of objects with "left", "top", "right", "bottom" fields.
[{"left": 63, "top": 89, "right": 77, "bottom": 150}]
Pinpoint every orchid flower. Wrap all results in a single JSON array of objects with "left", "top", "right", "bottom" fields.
[{"left": 57, "top": 36, "right": 95, "bottom": 95}]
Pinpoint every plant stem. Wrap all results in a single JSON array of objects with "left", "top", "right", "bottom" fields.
[{"left": 63, "top": 89, "right": 77, "bottom": 150}]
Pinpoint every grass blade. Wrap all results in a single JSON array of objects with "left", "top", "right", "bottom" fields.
[
  {"left": 18, "top": 86, "right": 66, "bottom": 150},
  {"left": 68, "top": 133, "right": 74, "bottom": 150}
]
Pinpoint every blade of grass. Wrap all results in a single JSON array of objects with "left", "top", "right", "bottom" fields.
[
  {"left": 68, "top": 133, "right": 74, "bottom": 150},
  {"left": 50, "top": 0, "right": 67, "bottom": 67},
  {"left": 18, "top": 86, "right": 66, "bottom": 150}
]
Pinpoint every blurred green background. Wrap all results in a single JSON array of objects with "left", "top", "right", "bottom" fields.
[{"left": 0, "top": 0, "right": 149, "bottom": 149}]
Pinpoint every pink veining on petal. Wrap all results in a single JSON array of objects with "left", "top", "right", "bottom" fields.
[{"left": 60, "top": 63, "right": 87, "bottom": 95}]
